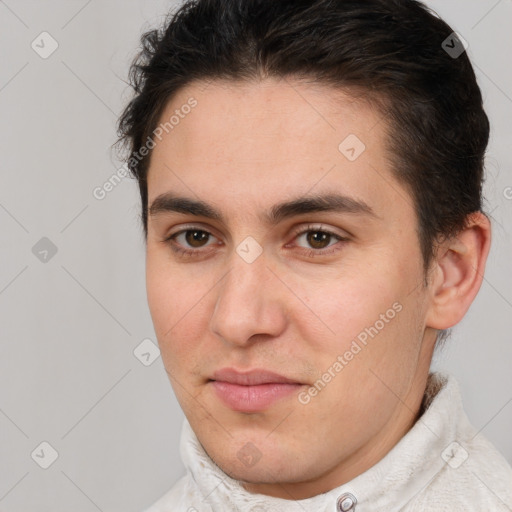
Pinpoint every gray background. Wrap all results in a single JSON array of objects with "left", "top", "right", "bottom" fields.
[{"left": 0, "top": 1, "right": 510, "bottom": 510}]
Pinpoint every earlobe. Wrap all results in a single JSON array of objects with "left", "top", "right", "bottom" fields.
[{"left": 425, "top": 212, "right": 491, "bottom": 330}]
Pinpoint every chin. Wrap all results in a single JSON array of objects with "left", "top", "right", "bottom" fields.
[
  {"left": 217, "top": 456, "right": 296, "bottom": 485},
  {"left": 210, "top": 439, "right": 306, "bottom": 481}
]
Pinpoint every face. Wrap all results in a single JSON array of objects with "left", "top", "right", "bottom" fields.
[{"left": 145, "top": 78, "right": 438, "bottom": 499}]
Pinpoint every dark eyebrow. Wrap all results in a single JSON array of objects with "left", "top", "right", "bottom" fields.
[{"left": 148, "top": 192, "right": 377, "bottom": 224}]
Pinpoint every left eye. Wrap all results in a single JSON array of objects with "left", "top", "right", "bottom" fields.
[{"left": 294, "top": 229, "right": 341, "bottom": 250}]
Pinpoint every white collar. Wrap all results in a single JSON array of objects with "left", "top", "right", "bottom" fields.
[{"left": 179, "top": 372, "right": 468, "bottom": 511}]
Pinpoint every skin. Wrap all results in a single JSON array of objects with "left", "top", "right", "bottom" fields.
[{"left": 144, "top": 77, "right": 491, "bottom": 500}]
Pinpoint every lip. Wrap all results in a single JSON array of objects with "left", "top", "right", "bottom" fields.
[
  {"left": 211, "top": 368, "right": 302, "bottom": 385},
  {"left": 209, "top": 368, "right": 304, "bottom": 412}
]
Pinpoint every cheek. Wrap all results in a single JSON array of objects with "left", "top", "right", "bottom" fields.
[
  {"left": 299, "top": 253, "right": 423, "bottom": 368},
  {"left": 146, "top": 250, "right": 194, "bottom": 325},
  {"left": 145, "top": 256, "right": 213, "bottom": 367},
  {"left": 146, "top": 256, "right": 187, "bottom": 347},
  {"left": 303, "top": 272, "right": 399, "bottom": 343},
  {"left": 146, "top": 266, "right": 175, "bottom": 338},
  {"left": 297, "top": 285, "right": 424, "bottom": 437}
]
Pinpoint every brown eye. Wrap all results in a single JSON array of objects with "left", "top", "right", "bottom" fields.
[
  {"left": 163, "top": 228, "right": 218, "bottom": 257},
  {"left": 184, "top": 230, "right": 210, "bottom": 248},
  {"left": 295, "top": 228, "right": 340, "bottom": 251},
  {"left": 306, "top": 231, "right": 332, "bottom": 249},
  {"left": 291, "top": 225, "right": 349, "bottom": 258}
]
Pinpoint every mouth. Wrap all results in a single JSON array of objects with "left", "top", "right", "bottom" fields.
[{"left": 208, "top": 367, "right": 305, "bottom": 412}]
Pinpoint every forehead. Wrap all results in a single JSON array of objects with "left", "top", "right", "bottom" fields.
[
  {"left": 146, "top": 78, "right": 412, "bottom": 228},
  {"left": 151, "top": 78, "right": 379, "bottom": 160}
]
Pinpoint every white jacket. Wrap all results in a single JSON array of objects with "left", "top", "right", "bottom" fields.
[{"left": 144, "top": 372, "right": 512, "bottom": 511}]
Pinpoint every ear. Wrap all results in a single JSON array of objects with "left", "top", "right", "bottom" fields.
[{"left": 425, "top": 211, "right": 492, "bottom": 330}]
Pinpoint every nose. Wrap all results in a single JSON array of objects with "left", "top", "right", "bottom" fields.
[{"left": 209, "top": 246, "right": 288, "bottom": 348}]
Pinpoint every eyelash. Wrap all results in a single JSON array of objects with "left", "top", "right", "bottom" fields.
[{"left": 162, "top": 224, "right": 349, "bottom": 259}]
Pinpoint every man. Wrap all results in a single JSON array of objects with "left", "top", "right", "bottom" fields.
[{"left": 117, "top": 0, "right": 512, "bottom": 510}]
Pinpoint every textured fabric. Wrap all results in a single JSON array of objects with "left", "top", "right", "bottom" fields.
[{"left": 144, "top": 372, "right": 512, "bottom": 511}]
